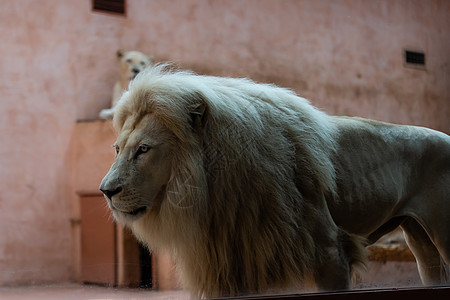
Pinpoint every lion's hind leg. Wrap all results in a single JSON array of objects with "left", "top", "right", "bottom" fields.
[
  {"left": 401, "top": 217, "right": 450, "bottom": 285},
  {"left": 314, "top": 230, "right": 367, "bottom": 291}
]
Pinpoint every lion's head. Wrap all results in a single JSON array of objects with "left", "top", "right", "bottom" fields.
[
  {"left": 100, "top": 65, "right": 210, "bottom": 237},
  {"left": 99, "top": 112, "right": 175, "bottom": 226},
  {"left": 117, "top": 50, "right": 153, "bottom": 84}
]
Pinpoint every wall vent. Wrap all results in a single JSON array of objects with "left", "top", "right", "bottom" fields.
[
  {"left": 92, "top": 0, "right": 125, "bottom": 15},
  {"left": 404, "top": 50, "right": 425, "bottom": 66}
]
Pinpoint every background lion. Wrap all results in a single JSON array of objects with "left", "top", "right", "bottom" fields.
[
  {"left": 100, "top": 65, "right": 450, "bottom": 297},
  {"left": 99, "top": 50, "right": 153, "bottom": 120}
]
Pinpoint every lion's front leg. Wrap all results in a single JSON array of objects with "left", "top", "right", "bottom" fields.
[
  {"left": 314, "top": 253, "right": 351, "bottom": 290},
  {"left": 313, "top": 229, "right": 366, "bottom": 291}
]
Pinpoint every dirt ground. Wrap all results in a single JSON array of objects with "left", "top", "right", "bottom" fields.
[{"left": 0, "top": 283, "right": 189, "bottom": 300}]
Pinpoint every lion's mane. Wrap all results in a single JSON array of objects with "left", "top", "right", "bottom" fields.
[{"left": 113, "top": 65, "right": 364, "bottom": 297}]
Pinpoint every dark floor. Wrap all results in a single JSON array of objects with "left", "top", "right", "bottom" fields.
[{"left": 0, "top": 260, "right": 423, "bottom": 300}]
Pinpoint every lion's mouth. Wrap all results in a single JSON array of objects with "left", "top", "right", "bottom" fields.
[
  {"left": 130, "top": 72, "right": 140, "bottom": 80},
  {"left": 127, "top": 206, "right": 147, "bottom": 216},
  {"left": 112, "top": 205, "right": 147, "bottom": 218}
]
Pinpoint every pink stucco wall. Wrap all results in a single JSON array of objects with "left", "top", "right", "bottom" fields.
[{"left": 0, "top": 0, "right": 449, "bottom": 285}]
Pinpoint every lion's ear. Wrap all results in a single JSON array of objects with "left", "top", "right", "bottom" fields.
[
  {"left": 189, "top": 94, "right": 208, "bottom": 130},
  {"left": 116, "top": 49, "right": 126, "bottom": 58}
]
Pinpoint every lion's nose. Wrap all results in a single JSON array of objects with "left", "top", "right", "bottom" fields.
[{"left": 100, "top": 186, "right": 122, "bottom": 200}]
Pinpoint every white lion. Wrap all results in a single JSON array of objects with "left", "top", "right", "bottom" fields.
[
  {"left": 99, "top": 50, "right": 153, "bottom": 120},
  {"left": 100, "top": 65, "right": 450, "bottom": 297}
]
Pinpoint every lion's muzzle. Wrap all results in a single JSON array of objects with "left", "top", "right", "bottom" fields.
[{"left": 99, "top": 167, "right": 150, "bottom": 222}]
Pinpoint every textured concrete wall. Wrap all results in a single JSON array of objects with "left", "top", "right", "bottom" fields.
[
  {"left": 0, "top": 0, "right": 448, "bottom": 285},
  {"left": 125, "top": 0, "right": 450, "bottom": 132}
]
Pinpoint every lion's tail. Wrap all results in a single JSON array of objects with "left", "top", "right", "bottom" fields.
[{"left": 341, "top": 231, "right": 368, "bottom": 279}]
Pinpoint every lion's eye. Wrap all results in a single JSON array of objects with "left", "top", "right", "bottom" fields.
[{"left": 136, "top": 145, "right": 150, "bottom": 156}]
